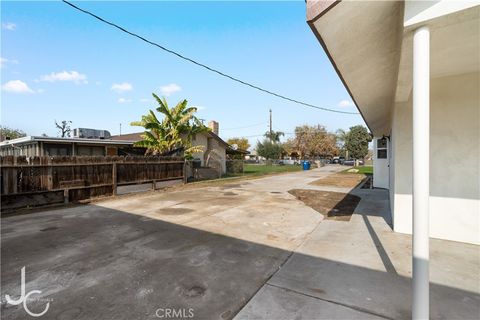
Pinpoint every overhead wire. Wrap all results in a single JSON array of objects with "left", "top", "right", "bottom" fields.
[{"left": 62, "top": 0, "right": 360, "bottom": 115}]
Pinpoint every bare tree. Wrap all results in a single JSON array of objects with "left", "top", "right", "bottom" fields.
[{"left": 55, "top": 120, "right": 72, "bottom": 138}]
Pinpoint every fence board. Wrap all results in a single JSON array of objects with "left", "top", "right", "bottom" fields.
[{"left": 1, "top": 156, "right": 184, "bottom": 211}]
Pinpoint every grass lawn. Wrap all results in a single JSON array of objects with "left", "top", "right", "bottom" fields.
[
  {"left": 244, "top": 164, "right": 302, "bottom": 175},
  {"left": 224, "top": 164, "right": 302, "bottom": 178},
  {"left": 185, "top": 164, "right": 303, "bottom": 187},
  {"left": 342, "top": 166, "right": 373, "bottom": 175}
]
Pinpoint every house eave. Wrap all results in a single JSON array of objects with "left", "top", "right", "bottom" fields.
[
  {"left": 0, "top": 136, "right": 134, "bottom": 147},
  {"left": 307, "top": 0, "right": 405, "bottom": 136}
]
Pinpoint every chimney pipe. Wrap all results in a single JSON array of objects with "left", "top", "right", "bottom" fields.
[{"left": 208, "top": 121, "right": 219, "bottom": 135}]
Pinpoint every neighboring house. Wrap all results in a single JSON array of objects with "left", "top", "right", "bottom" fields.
[
  {"left": 1, "top": 123, "right": 239, "bottom": 175},
  {"left": 0, "top": 135, "right": 135, "bottom": 156},
  {"left": 112, "top": 121, "right": 238, "bottom": 174},
  {"left": 245, "top": 149, "right": 264, "bottom": 162},
  {"left": 307, "top": 1, "right": 479, "bottom": 246}
]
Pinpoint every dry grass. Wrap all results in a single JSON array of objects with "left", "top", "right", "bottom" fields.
[
  {"left": 309, "top": 173, "right": 367, "bottom": 188},
  {"left": 288, "top": 189, "right": 361, "bottom": 221}
]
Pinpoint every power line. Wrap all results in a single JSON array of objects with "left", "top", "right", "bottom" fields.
[
  {"left": 62, "top": 0, "right": 359, "bottom": 115},
  {"left": 222, "top": 122, "right": 268, "bottom": 131},
  {"left": 242, "top": 133, "right": 266, "bottom": 138}
]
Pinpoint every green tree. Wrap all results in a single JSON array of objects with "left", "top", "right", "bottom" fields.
[
  {"left": 256, "top": 139, "right": 284, "bottom": 160},
  {"left": 264, "top": 130, "right": 284, "bottom": 143},
  {"left": 344, "top": 125, "right": 372, "bottom": 159},
  {"left": 131, "top": 94, "right": 209, "bottom": 157},
  {"left": 227, "top": 137, "right": 250, "bottom": 151},
  {"left": 0, "top": 126, "right": 26, "bottom": 141}
]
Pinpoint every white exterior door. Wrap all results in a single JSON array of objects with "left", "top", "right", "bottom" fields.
[{"left": 373, "top": 137, "right": 389, "bottom": 189}]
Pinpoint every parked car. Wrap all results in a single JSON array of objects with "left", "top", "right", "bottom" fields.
[
  {"left": 343, "top": 159, "right": 365, "bottom": 166},
  {"left": 332, "top": 156, "right": 345, "bottom": 164}
]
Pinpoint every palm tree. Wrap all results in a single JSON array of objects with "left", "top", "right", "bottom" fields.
[
  {"left": 131, "top": 94, "right": 209, "bottom": 157},
  {"left": 336, "top": 128, "right": 348, "bottom": 158},
  {"left": 264, "top": 130, "right": 284, "bottom": 143}
]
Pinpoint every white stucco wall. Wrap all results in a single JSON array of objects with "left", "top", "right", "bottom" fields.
[
  {"left": 191, "top": 133, "right": 227, "bottom": 174},
  {"left": 191, "top": 133, "right": 208, "bottom": 166},
  {"left": 210, "top": 139, "right": 227, "bottom": 174},
  {"left": 391, "top": 72, "right": 480, "bottom": 244}
]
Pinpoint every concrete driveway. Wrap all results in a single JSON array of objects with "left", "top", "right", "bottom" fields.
[
  {"left": 0, "top": 166, "right": 343, "bottom": 319},
  {"left": 1, "top": 166, "right": 478, "bottom": 319}
]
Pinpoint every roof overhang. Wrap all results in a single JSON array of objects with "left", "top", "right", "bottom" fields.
[
  {"left": 308, "top": 0, "right": 405, "bottom": 136},
  {"left": 307, "top": 0, "right": 480, "bottom": 136},
  {"left": 0, "top": 136, "right": 134, "bottom": 147}
]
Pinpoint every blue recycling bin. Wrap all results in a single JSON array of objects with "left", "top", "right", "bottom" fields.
[{"left": 302, "top": 161, "right": 311, "bottom": 170}]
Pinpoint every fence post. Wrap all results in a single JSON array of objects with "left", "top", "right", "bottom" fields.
[
  {"left": 12, "top": 156, "right": 18, "bottom": 194},
  {"left": 112, "top": 162, "right": 117, "bottom": 196},
  {"left": 64, "top": 189, "right": 69, "bottom": 204},
  {"left": 47, "top": 157, "right": 53, "bottom": 190},
  {"left": 183, "top": 160, "right": 187, "bottom": 184},
  {"left": 152, "top": 179, "right": 156, "bottom": 191}
]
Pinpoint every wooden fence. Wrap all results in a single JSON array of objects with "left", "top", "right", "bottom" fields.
[{"left": 1, "top": 156, "right": 185, "bottom": 212}]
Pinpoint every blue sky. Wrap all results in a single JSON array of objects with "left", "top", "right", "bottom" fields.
[{"left": 1, "top": 1, "right": 365, "bottom": 147}]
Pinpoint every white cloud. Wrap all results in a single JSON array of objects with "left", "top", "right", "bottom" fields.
[
  {"left": 0, "top": 57, "right": 19, "bottom": 68},
  {"left": 40, "top": 71, "right": 88, "bottom": 84},
  {"left": 160, "top": 83, "right": 181, "bottom": 97},
  {"left": 2, "top": 80, "right": 34, "bottom": 94},
  {"left": 338, "top": 99, "right": 355, "bottom": 108},
  {"left": 2, "top": 22, "right": 16, "bottom": 31},
  {"left": 139, "top": 98, "right": 152, "bottom": 103},
  {"left": 111, "top": 82, "right": 133, "bottom": 93},
  {"left": 118, "top": 98, "right": 132, "bottom": 104}
]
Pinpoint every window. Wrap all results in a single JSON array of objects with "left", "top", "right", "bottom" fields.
[
  {"left": 377, "top": 138, "right": 387, "bottom": 149},
  {"left": 44, "top": 143, "right": 71, "bottom": 156},
  {"left": 77, "top": 146, "right": 105, "bottom": 156},
  {"left": 377, "top": 138, "right": 388, "bottom": 159}
]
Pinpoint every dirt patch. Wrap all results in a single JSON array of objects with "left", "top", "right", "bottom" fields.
[
  {"left": 288, "top": 189, "right": 361, "bottom": 221},
  {"left": 309, "top": 173, "right": 367, "bottom": 188},
  {"left": 223, "top": 192, "right": 238, "bottom": 196}
]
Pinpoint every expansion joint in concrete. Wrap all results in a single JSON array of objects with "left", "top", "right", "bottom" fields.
[{"left": 265, "top": 283, "right": 395, "bottom": 320}]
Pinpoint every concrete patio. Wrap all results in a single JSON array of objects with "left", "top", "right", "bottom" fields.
[
  {"left": 235, "top": 187, "right": 480, "bottom": 319},
  {"left": 1, "top": 166, "right": 478, "bottom": 319}
]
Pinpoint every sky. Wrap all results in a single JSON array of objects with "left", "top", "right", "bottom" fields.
[{"left": 1, "top": 0, "right": 366, "bottom": 148}]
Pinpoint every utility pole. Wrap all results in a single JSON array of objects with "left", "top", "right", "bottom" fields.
[
  {"left": 269, "top": 109, "right": 273, "bottom": 142},
  {"left": 119, "top": 123, "right": 122, "bottom": 136}
]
